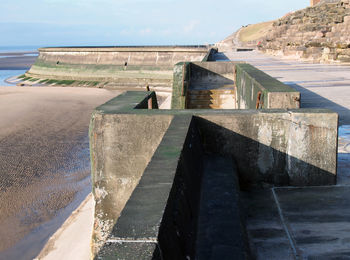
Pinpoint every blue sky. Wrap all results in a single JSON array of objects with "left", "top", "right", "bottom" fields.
[{"left": 0, "top": 0, "right": 308, "bottom": 47}]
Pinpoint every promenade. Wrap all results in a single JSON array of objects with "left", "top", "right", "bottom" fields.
[{"left": 215, "top": 50, "right": 350, "bottom": 259}]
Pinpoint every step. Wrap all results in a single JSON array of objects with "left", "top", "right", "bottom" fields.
[
  {"left": 188, "top": 89, "right": 235, "bottom": 95},
  {"left": 188, "top": 94, "right": 235, "bottom": 100},
  {"left": 187, "top": 98, "right": 235, "bottom": 106}
]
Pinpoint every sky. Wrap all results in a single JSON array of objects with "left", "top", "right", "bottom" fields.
[{"left": 0, "top": 0, "right": 308, "bottom": 47}]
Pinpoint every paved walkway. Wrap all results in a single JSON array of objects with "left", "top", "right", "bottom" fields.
[
  {"left": 215, "top": 51, "right": 350, "bottom": 259},
  {"left": 216, "top": 51, "right": 350, "bottom": 125}
]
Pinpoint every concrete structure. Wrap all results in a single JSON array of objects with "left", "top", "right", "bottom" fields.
[
  {"left": 89, "top": 90, "right": 338, "bottom": 259},
  {"left": 25, "top": 46, "right": 215, "bottom": 91},
  {"left": 171, "top": 61, "right": 300, "bottom": 110}
]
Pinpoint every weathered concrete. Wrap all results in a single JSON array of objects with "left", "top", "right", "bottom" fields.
[
  {"left": 89, "top": 93, "right": 173, "bottom": 254},
  {"left": 215, "top": 50, "right": 350, "bottom": 125},
  {"left": 171, "top": 61, "right": 300, "bottom": 110},
  {"left": 235, "top": 63, "right": 300, "bottom": 109},
  {"left": 26, "top": 46, "right": 214, "bottom": 91},
  {"left": 89, "top": 91, "right": 338, "bottom": 258},
  {"left": 211, "top": 49, "right": 350, "bottom": 260},
  {"left": 97, "top": 115, "right": 203, "bottom": 260}
]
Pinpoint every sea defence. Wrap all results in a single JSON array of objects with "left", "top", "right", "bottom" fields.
[
  {"left": 171, "top": 61, "right": 300, "bottom": 109},
  {"left": 25, "top": 46, "right": 214, "bottom": 91},
  {"left": 89, "top": 85, "right": 338, "bottom": 258}
]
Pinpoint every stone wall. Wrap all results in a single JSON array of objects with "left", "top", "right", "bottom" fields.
[{"left": 259, "top": 0, "right": 350, "bottom": 63}]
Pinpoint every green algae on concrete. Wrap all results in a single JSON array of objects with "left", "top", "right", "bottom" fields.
[{"left": 26, "top": 46, "right": 214, "bottom": 89}]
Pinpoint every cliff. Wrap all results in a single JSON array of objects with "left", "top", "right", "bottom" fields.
[{"left": 220, "top": 0, "right": 350, "bottom": 63}]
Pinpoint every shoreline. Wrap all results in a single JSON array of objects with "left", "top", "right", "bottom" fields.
[{"left": 35, "top": 193, "right": 94, "bottom": 260}]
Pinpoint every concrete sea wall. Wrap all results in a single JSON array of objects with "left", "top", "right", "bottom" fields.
[
  {"left": 26, "top": 46, "right": 213, "bottom": 90},
  {"left": 90, "top": 91, "right": 338, "bottom": 259}
]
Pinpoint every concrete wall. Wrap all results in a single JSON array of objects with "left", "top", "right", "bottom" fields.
[
  {"left": 171, "top": 62, "right": 300, "bottom": 109},
  {"left": 196, "top": 112, "right": 338, "bottom": 187},
  {"left": 97, "top": 116, "right": 205, "bottom": 259},
  {"left": 90, "top": 91, "right": 338, "bottom": 258},
  {"left": 189, "top": 61, "right": 235, "bottom": 89},
  {"left": 89, "top": 92, "right": 173, "bottom": 254},
  {"left": 235, "top": 63, "right": 300, "bottom": 109},
  {"left": 26, "top": 46, "right": 211, "bottom": 89}
]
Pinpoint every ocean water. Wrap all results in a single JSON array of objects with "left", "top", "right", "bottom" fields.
[
  {"left": 0, "top": 45, "right": 40, "bottom": 53},
  {"left": 0, "top": 70, "right": 26, "bottom": 86}
]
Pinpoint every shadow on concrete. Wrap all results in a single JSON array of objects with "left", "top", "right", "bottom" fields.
[
  {"left": 95, "top": 115, "right": 336, "bottom": 259},
  {"left": 285, "top": 82, "right": 350, "bottom": 125},
  {"left": 212, "top": 52, "right": 231, "bottom": 61},
  {"left": 189, "top": 63, "right": 234, "bottom": 90},
  {"left": 195, "top": 117, "right": 336, "bottom": 189}
]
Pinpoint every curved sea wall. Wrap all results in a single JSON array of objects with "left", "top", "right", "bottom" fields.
[{"left": 26, "top": 46, "right": 212, "bottom": 90}]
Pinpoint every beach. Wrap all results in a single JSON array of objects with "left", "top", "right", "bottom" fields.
[
  {"left": 0, "top": 49, "right": 171, "bottom": 260},
  {"left": 0, "top": 85, "right": 121, "bottom": 259}
]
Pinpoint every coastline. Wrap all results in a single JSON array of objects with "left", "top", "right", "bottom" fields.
[{"left": 34, "top": 194, "right": 94, "bottom": 260}]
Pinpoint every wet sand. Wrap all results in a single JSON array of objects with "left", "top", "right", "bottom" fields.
[
  {"left": 0, "top": 86, "right": 121, "bottom": 259},
  {"left": 0, "top": 52, "right": 38, "bottom": 70}
]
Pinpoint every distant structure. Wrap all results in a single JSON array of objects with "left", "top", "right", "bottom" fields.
[{"left": 310, "top": 0, "right": 321, "bottom": 6}]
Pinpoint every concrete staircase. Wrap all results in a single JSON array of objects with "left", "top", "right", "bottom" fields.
[{"left": 186, "top": 89, "right": 236, "bottom": 109}]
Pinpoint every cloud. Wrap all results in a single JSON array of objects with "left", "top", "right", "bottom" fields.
[
  {"left": 183, "top": 20, "right": 200, "bottom": 33},
  {"left": 139, "top": 28, "right": 152, "bottom": 35}
]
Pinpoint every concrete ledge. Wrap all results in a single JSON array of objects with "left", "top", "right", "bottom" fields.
[
  {"left": 38, "top": 46, "right": 211, "bottom": 53},
  {"left": 235, "top": 63, "right": 300, "bottom": 109}
]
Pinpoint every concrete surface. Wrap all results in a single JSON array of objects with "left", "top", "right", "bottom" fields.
[
  {"left": 217, "top": 50, "right": 350, "bottom": 259},
  {"left": 171, "top": 61, "right": 299, "bottom": 110},
  {"left": 35, "top": 194, "right": 94, "bottom": 260},
  {"left": 25, "top": 46, "right": 212, "bottom": 91},
  {"left": 90, "top": 91, "right": 338, "bottom": 258},
  {"left": 25, "top": 49, "right": 350, "bottom": 260},
  {"left": 97, "top": 115, "right": 201, "bottom": 260},
  {"left": 215, "top": 50, "right": 350, "bottom": 125},
  {"left": 196, "top": 155, "right": 249, "bottom": 260}
]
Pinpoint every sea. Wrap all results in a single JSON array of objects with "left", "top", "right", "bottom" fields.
[{"left": 0, "top": 46, "right": 40, "bottom": 86}]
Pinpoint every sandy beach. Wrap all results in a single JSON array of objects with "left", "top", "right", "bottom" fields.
[{"left": 0, "top": 86, "right": 121, "bottom": 259}]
